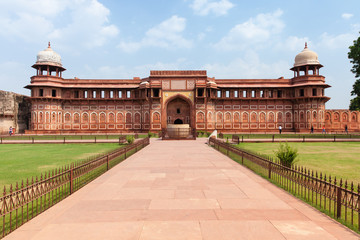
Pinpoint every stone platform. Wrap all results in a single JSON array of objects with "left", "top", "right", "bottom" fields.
[{"left": 5, "top": 138, "right": 360, "bottom": 240}]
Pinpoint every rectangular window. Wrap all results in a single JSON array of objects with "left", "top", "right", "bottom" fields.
[
  {"left": 243, "top": 90, "right": 247, "bottom": 98},
  {"left": 300, "top": 89, "right": 304, "bottom": 97},
  {"left": 197, "top": 88, "right": 204, "bottom": 97},
  {"left": 225, "top": 90, "right": 230, "bottom": 98},
  {"left": 251, "top": 90, "right": 256, "bottom": 98},
  {"left": 93, "top": 90, "right": 97, "bottom": 98},
  {"left": 269, "top": 90, "right": 273, "bottom": 98},
  {"left": 39, "top": 89, "right": 43, "bottom": 97},
  {"left": 277, "top": 90, "right": 282, "bottom": 98},
  {"left": 322, "top": 89, "right": 324, "bottom": 96},
  {"left": 153, "top": 89, "right": 159, "bottom": 97},
  {"left": 126, "top": 90, "right": 131, "bottom": 98},
  {"left": 52, "top": 89, "right": 56, "bottom": 97},
  {"left": 74, "top": 90, "right": 79, "bottom": 98},
  {"left": 234, "top": 90, "right": 238, "bottom": 98},
  {"left": 110, "top": 90, "right": 114, "bottom": 98},
  {"left": 84, "top": 90, "right": 88, "bottom": 98},
  {"left": 101, "top": 90, "right": 105, "bottom": 98},
  {"left": 118, "top": 90, "right": 122, "bottom": 98},
  {"left": 217, "top": 90, "right": 221, "bottom": 98},
  {"left": 260, "top": 90, "right": 264, "bottom": 98},
  {"left": 312, "top": 88, "right": 317, "bottom": 96},
  {"left": 177, "top": 108, "right": 180, "bottom": 114}
]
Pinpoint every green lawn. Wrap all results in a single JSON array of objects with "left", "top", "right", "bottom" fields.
[
  {"left": 237, "top": 142, "right": 360, "bottom": 187},
  {"left": 0, "top": 143, "right": 122, "bottom": 187}
]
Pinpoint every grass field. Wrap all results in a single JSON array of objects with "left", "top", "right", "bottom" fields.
[
  {"left": 0, "top": 143, "right": 122, "bottom": 187},
  {"left": 237, "top": 142, "right": 360, "bottom": 187}
]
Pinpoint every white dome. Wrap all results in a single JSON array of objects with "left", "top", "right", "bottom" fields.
[
  {"left": 36, "top": 42, "right": 62, "bottom": 67},
  {"left": 294, "top": 43, "right": 320, "bottom": 67}
]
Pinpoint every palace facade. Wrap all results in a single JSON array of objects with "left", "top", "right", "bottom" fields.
[{"left": 25, "top": 43, "right": 360, "bottom": 134}]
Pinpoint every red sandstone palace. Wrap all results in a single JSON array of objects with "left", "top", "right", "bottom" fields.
[{"left": 25, "top": 43, "right": 360, "bottom": 134}]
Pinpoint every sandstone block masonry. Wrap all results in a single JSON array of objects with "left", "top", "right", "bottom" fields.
[{"left": 0, "top": 90, "right": 30, "bottom": 134}]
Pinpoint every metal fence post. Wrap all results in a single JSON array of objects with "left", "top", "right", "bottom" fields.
[
  {"left": 70, "top": 167, "right": 74, "bottom": 195},
  {"left": 107, "top": 155, "right": 109, "bottom": 171},
  {"left": 336, "top": 186, "right": 341, "bottom": 218},
  {"left": 241, "top": 153, "right": 244, "bottom": 165},
  {"left": 242, "top": 136, "right": 244, "bottom": 143},
  {"left": 272, "top": 135, "right": 274, "bottom": 142},
  {"left": 268, "top": 161, "right": 272, "bottom": 179},
  {"left": 303, "top": 136, "right": 305, "bottom": 142},
  {"left": 95, "top": 136, "right": 97, "bottom": 143},
  {"left": 334, "top": 136, "right": 336, "bottom": 142}
]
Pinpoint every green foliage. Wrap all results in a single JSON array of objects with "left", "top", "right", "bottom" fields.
[
  {"left": 274, "top": 142, "right": 298, "bottom": 168},
  {"left": 126, "top": 135, "right": 135, "bottom": 144},
  {"left": 148, "top": 131, "right": 153, "bottom": 138},
  {"left": 348, "top": 33, "right": 360, "bottom": 110}
]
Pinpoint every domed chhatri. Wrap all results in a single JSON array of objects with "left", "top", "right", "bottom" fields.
[
  {"left": 36, "top": 42, "right": 62, "bottom": 67},
  {"left": 293, "top": 42, "right": 321, "bottom": 67}
]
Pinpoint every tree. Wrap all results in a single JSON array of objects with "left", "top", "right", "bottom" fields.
[{"left": 348, "top": 33, "right": 360, "bottom": 110}]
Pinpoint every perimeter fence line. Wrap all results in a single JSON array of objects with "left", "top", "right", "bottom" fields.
[
  {"left": 208, "top": 137, "right": 360, "bottom": 233},
  {"left": 0, "top": 137, "right": 150, "bottom": 238}
]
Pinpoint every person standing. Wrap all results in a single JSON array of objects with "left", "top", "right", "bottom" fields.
[
  {"left": 345, "top": 125, "right": 348, "bottom": 134},
  {"left": 322, "top": 126, "right": 326, "bottom": 134},
  {"left": 279, "top": 125, "right": 282, "bottom": 134},
  {"left": 9, "top": 126, "right": 13, "bottom": 136},
  {"left": 310, "top": 126, "right": 314, "bottom": 134}
]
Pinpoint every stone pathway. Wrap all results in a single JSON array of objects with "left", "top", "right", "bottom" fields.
[{"left": 5, "top": 139, "right": 360, "bottom": 240}]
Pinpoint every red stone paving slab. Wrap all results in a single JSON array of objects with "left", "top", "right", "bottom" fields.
[{"left": 5, "top": 138, "right": 360, "bottom": 240}]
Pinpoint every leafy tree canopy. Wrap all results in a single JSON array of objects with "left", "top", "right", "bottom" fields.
[{"left": 348, "top": 33, "right": 360, "bottom": 110}]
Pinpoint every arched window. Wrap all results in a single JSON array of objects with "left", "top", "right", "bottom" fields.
[
  {"left": 100, "top": 113, "right": 106, "bottom": 123},
  {"left": 242, "top": 112, "right": 249, "bottom": 123},
  {"left": 65, "top": 113, "right": 71, "bottom": 123},
  {"left": 117, "top": 113, "right": 123, "bottom": 123},
  {"left": 74, "top": 113, "right": 80, "bottom": 123},
  {"left": 217, "top": 112, "right": 223, "bottom": 122},
  {"left": 260, "top": 112, "right": 266, "bottom": 123},
  {"left": 109, "top": 113, "right": 115, "bottom": 123},
  {"left": 91, "top": 113, "right": 97, "bottom": 123},
  {"left": 153, "top": 112, "right": 160, "bottom": 123},
  {"left": 134, "top": 113, "right": 141, "bottom": 123},
  {"left": 197, "top": 112, "right": 205, "bottom": 122},
  {"left": 234, "top": 112, "right": 240, "bottom": 123},
  {"left": 225, "top": 112, "right": 231, "bottom": 122},
  {"left": 82, "top": 113, "right": 89, "bottom": 123}
]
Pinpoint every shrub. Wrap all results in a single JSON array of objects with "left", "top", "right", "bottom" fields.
[
  {"left": 274, "top": 142, "right": 298, "bottom": 168},
  {"left": 126, "top": 135, "right": 134, "bottom": 144},
  {"left": 148, "top": 131, "right": 153, "bottom": 138},
  {"left": 206, "top": 131, "right": 211, "bottom": 137}
]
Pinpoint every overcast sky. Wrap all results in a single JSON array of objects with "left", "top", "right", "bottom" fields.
[{"left": 0, "top": 0, "right": 359, "bottom": 109}]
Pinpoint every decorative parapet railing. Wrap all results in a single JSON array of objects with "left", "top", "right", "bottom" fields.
[
  {"left": 208, "top": 137, "right": 360, "bottom": 232},
  {"left": 0, "top": 137, "right": 149, "bottom": 238}
]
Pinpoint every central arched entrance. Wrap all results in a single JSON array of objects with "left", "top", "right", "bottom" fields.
[
  {"left": 164, "top": 95, "right": 194, "bottom": 139},
  {"left": 167, "top": 97, "right": 190, "bottom": 125}
]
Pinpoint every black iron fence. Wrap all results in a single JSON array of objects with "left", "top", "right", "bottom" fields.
[
  {"left": 0, "top": 137, "right": 149, "bottom": 238},
  {"left": 209, "top": 137, "right": 360, "bottom": 232}
]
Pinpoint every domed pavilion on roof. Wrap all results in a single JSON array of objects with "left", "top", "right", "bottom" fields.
[{"left": 24, "top": 43, "right": 360, "bottom": 135}]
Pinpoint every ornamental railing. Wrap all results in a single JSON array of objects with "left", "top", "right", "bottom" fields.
[
  {"left": 208, "top": 137, "right": 360, "bottom": 232},
  {"left": 0, "top": 137, "right": 149, "bottom": 238}
]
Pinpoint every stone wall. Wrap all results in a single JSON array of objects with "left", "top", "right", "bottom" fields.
[{"left": 0, "top": 90, "right": 30, "bottom": 134}]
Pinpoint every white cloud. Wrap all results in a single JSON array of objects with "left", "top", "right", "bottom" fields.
[
  {"left": 279, "top": 36, "right": 310, "bottom": 52},
  {"left": 342, "top": 13, "right": 353, "bottom": 20},
  {"left": 213, "top": 9, "right": 284, "bottom": 51},
  {"left": 189, "top": 0, "right": 234, "bottom": 16},
  {"left": 118, "top": 15, "right": 192, "bottom": 53},
  {"left": 204, "top": 51, "right": 289, "bottom": 78},
  {"left": 0, "top": 0, "right": 119, "bottom": 48},
  {"left": 318, "top": 25, "right": 358, "bottom": 50}
]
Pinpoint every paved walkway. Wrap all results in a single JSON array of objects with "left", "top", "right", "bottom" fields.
[{"left": 6, "top": 139, "right": 360, "bottom": 240}]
